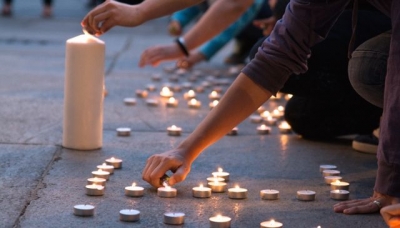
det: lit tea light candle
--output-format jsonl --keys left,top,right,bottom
{"left": 260, "top": 219, "right": 283, "bottom": 228}
{"left": 184, "top": 90, "right": 196, "bottom": 99}
{"left": 260, "top": 111, "right": 271, "bottom": 119}
{"left": 119, "top": 209, "right": 140, "bottom": 222}
{"left": 164, "top": 212, "right": 185, "bottom": 225}
{"left": 73, "top": 204, "right": 95, "bottom": 217}
{"left": 209, "top": 91, "right": 221, "bottom": 100}
{"left": 188, "top": 98, "right": 201, "bottom": 109}
{"left": 277, "top": 105, "right": 285, "bottom": 113}
{"left": 160, "top": 86, "right": 174, "bottom": 98}
{"left": 146, "top": 98, "right": 159, "bottom": 106}
{"left": 105, "top": 157, "right": 122, "bottom": 169}
{"left": 96, "top": 163, "right": 114, "bottom": 174}
{"left": 166, "top": 97, "right": 178, "bottom": 107}
{"left": 123, "top": 97, "right": 136, "bottom": 106}
{"left": 208, "top": 177, "right": 227, "bottom": 193}
{"left": 87, "top": 177, "right": 106, "bottom": 186}
{"left": 116, "top": 127, "right": 131, "bottom": 137}
{"left": 284, "top": 94, "right": 293, "bottom": 100}
{"left": 146, "top": 84, "right": 156, "bottom": 92}
{"left": 250, "top": 114, "right": 263, "bottom": 123}
{"left": 209, "top": 214, "right": 231, "bottom": 228}
{"left": 157, "top": 183, "right": 177, "bottom": 198}
{"left": 320, "top": 164, "right": 337, "bottom": 172}
{"left": 260, "top": 189, "right": 280, "bottom": 200}
{"left": 209, "top": 100, "right": 219, "bottom": 109}
{"left": 135, "top": 89, "right": 148, "bottom": 98}
{"left": 227, "top": 127, "right": 238, "bottom": 136}
{"left": 330, "top": 180, "right": 349, "bottom": 191}
{"left": 228, "top": 185, "right": 248, "bottom": 199}
{"left": 125, "top": 182, "right": 144, "bottom": 197}
{"left": 264, "top": 116, "right": 277, "bottom": 126}
{"left": 192, "top": 184, "right": 212, "bottom": 198}
{"left": 195, "top": 86, "right": 205, "bottom": 93}
{"left": 271, "top": 109, "right": 284, "bottom": 119}
{"left": 324, "top": 176, "right": 342, "bottom": 185}
{"left": 257, "top": 124, "right": 271, "bottom": 135}
{"left": 330, "top": 189, "right": 350, "bottom": 200}
{"left": 92, "top": 169, "right": 110, "bottom": 180}
{"left": 257, "top": 106, "right": 266, "bottom": 114}
{"left": 167, "top": 125, "right": 182, "bottom": 136}
{"left": 278, "top": 121, "right": 292, "bottom": 134}
{"left": 322, "top": 170, "right": 340, "bottom": 177}
{"left": 297, "top": 190, "right": 316, "bottom": 201}
{"left": 206, "top": 174, "right": 225, "bottom": 183}
{"left": 85, "top": 183, "right": 105, "bottom": 196}
{"left": 212, "top": 168, "right": 230, "bottom": 182}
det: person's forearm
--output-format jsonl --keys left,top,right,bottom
{"left": 176, "top": 73, "right": 272, "bottom": 163}
{"left": 182, "top": 0, "right": 254, "bottom": 50}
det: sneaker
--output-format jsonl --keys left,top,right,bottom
{"left": 352, "top": 134, "right": 379, "bottom": 154}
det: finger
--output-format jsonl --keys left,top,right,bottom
{"left": 149, "top": 161, "right": 175, "bottom": 187}
{"left": 343, "top": 202, "right": 381, "bottom": 214}
{"left": 334, "top": 199, "right": 371, "bottom": 212}
{"left": 99, "top": 17, "right": 116, "bottom": 34}
{"left": 92, "top": 11, "right": 110, "bottom": 32}
{"left": 169, "top": 165, "right": 190, "bottom": 186}
{"left": 86, "top": 5, "right": 108, "bottom": 33}
{"left": 142, "top": 156, "right": 161, "bottom": 184}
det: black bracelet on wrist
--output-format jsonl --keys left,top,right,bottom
{"left": 175, "top": 37, "right": 189, "bottom": 57}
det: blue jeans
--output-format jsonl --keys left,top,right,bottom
{"left": 349, "top": 31, "right": 391, "bottom": 109}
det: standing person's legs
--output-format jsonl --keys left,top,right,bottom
{"left": 2, "top": 0, "right": 12, "bottom": 16}
{"left": 42, "top": 0, "right": 52, "bottom": 17}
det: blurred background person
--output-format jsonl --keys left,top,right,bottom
{"left": 2, "top": 0, "right": 53, "bottom": 17}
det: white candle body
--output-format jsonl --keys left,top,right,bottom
{"left": 119, "top": 209, "right": 140, "bottom": 222}
{"left": 63, "top": 34, "right": 105, "bottom": 150}
{"left": 260, "top": 189, "right": 279, "bottom": 200}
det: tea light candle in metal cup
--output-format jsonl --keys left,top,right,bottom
{"left": 227, "top": 127, "right": 238, "bottom": 136}
{"left": 324, "top": 176, "right": 342, "bottom": 185}
{"left": 164, "top": 212, "right": 185, "bottom": 225}
{"left": 297, "top": 190, "right": 316, "bottom": 201}
{"left": 92, "top": 169, "right": 110, "bottom": 180}
{"left": 209, "top": 100, "right": 219, "bottom": 109}
{"left": 120, "top": 209, "right": 140, "bottom": 222}
{"left": 264, "top": 116, "right": 278, "bottom": 126}
{"left": 207, "top": 176, "right": 225, "bottom": 183}
{"left": 257, "top": 106, "right": 266, "bottom": 114}
{"left": 157, "top": 184, "right": 177, "bottom": 198}
{"left": 167, "top": 125, "right": 182, "bottom": 136}
{"left": 209, "top": 91, "right": 221, "bottom": 100}
{"left": 87, "top": 177, "right": 106, "bottom": 186}
{"left": 330, "top": 189, "right": 350, "bottom": 200}
{"left": 85, "top": 183, "right": 105, "bottom": 196}
{"left": 228, "top": 185, "right": 248, "bottom": 199}
{"left": 146, "top": 98, "right": 159, "bottom": 107}
{"left": 73, "top": 204, "right": 95, "bottom": 217}
{"left": 160, "top": 86, "right": 174, "bottom": 98}
{"left": 278, "top": 121, "right": 292, "bottom": 134}
{"left": 96, "top": 163, "right": 114, "bottom": 174}
{"left": 188, "top": 98, "right": 201, "bottom": 109}
{"left": 123, "top": 97, "right": 136, "bottom": 106}
{"left": 257, "top": 124, "right": 271, "bottom": 135}
{"left": 260, "top": 219, "right": 283, "bottom": 228}
{"left": 285, "top": 94, "right": 293, "bottom": 100}
{"left": 135, "top": 89, "right": 148, "bottom": 98}
{"left": 125, "top": 182, "right": 144, "bottom": 197}
{"left": 116, "top": 127, "right": 131, "bottom": 137}
{"left": 260, "top": 189, "right": 279, "bottom": 200}
{"left": 250, "top": 115, "right": 263, "bottom": 123}
{"left": 105, "top": 157, "right": 122, "bottom": 169}
{"left": 271, "top": 109, "right": 284, "bottom": 119}
{"left": 166, "top": 97, "right": 178, "bottom": 107}
{"left": 184, "top": 90, "right": 196, "bottom": 100}
{"left": 208, "top": 180, "right": 227, "bottom": 193}
{"left": 146, "top": 84, "right": 156, "bottom": 92}
{"left": 192, "top": 184, "right": 211, "bottom": 198}
{"left": 212, "top": 168, "right": 230, "bottom": 182}
{"left": 323, "top": 169, "right": 340, "bottom": 177}
{"left": 330, "top": 180, "right": 350, "bottom": 190}
{"left": 320, "top": 164, "right": 337, "bottom": 172}
{"left": 209, "top": 214, "right": 231, "bottom": 228}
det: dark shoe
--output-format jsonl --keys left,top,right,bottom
{"left": 352, "top": 134, "right": 379, "bottom": 154}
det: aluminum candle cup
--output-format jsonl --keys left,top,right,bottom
{"left": 260, "top": 219, "right": 283, "bottom": 228}
{"left": 116, "top": 127, "right": 131, "bottom": 137}
{"left": 320, "top": 164, "right": 337, "bottom": 172}
{"left": 92, "top": 169, "right": 110, "bottom": 180}
{"left": 157, "top": 186, "right": 177, "bottom": 198}
{"left": 207, "top": 176, "right": 225, "bottom": 183}
{"left": 96, "top": 163, "right": 114, "bottom": 174}
{"left": 228, "top": 186, "right": 248, "bottom": 199}
{"left": 257, "top": 124, "right": 271, "bottom": 135}
{"left": 209, "top": 215, "right": 231, "bottom": 228}
{"left": 119, "top": 209, "right": 140, "bottom": 222}
{"left": 167, "top": 125, "right": 182, "bottom": 136}
{"left": 135, "top": 89, "right": 148, "bottom": 98}
{"left": 123, "top": 97, "right": 136, "bottom": 106}
{"left": 125, "top": 183, "right": 144, "bottom": 197}
{"left": 208, "top": 181, "right": 227, "bottom": 193}
{"left": 278, "top": 121, "right": 292, "bottom": 134}
{"left": 105, "top": 157, "right": 122, "bottom": 169}
{"left": 264, "top": 116, "right": 277, "bottom": 126}
{"left": 208, "top": 91, "right": 221, "bottom": 100}
{"left": 330, "top": 189, "right": 350, "bottom": 200}
{"left": 260, "top": 189, "right": 279, "bottom": 200}
{"left": 87, "top": 177, "right": 106, "bottom": 186}
{"left": 73, "top": 204, "right": 95, "bottom": 217}
{"left": 330, "top": 180, "right": 350, "bottom": 190}
{"left": 164, "top": 212, "right": 185, "bottom": 225}
{"left": 324, "top": 176, "right": 343, "bottom": 185}
{"left": 297, "top": 190, "right": 316, "bottom": 201}
{"left": 85, "top": 184, "right": 104, "bottom": 196}
{"left": 192, "top": 184, "right": 212, "bottom": 198}
{"left": 212, "top": 168, "right": 230, "bottom": 182}
{"left": 322, "top": 170, "right": 340, "bottom": 177}
{"left": 227, "top": 127, "right": 238, "bottom": 136}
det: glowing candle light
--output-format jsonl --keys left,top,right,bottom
{"left": 209, "top": 214, "right": 231, "bottom": 228}
{"left": 160, "top": 86, "right": 174, "bottom": 98}
{"left": 330, "top": 180, "right": 350, "bottom": 190}
{"left": 257, "top": 124, "right": 271, "bottom": 135}
{"left": 92, "top": 168, "right": 110, "bottom": 180}
{"left": 278, "top": 121, "right": 292, "bottom": 134}
{"left": 209, "top": 91, "right": 221, "bottom": 100}
{"left": 96, "top": 162, "right": 114, "bottom": 174}
{"left": 167, "top": 125, "right": 182, "bottom": 136}
{"left": 260, "top": 219, "right": 283, "bottom": 228}
{"left": 184, "top": 90, "right": 196, "bottom": 99}
{"left": 228, "top": 185, "right": 248, "bottom": 199}
{"left": 192, "top": 184, "right": 212, "bottom": 198}
{"left": 188, "top": 98, "right": 201, "bottom": 109}
{"left": 166, "top": 97, "right": 178, "bottom": 107}
{"left": 105, "top": 156, "right": 122, "bottom": 169}
{"left": 157, "top": 182, "right": 177, "bottom": 198}
{"left": 212, "top": 168, "right": 230, "bottom": 181}
{"left": 85, "top": 183, "right": 105, "bottom": 196}
{"left": 209, "top": 100, "right": 219, "bottom": 109}
{"left": 87, "top": 177, "right": 106, "bottom": 186}
{"left": 125, "top": 182, "right": 144, "bottom": 197}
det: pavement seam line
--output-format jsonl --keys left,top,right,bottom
{"left": 12, "top": 146, "right": 63, "bottom": 228}
{"left": 105, "top": 36, "right": 133, "bottom": 76}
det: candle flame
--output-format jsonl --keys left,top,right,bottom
{"left": 218, "top": 168, "right": 223, "bottom": 172}
{"left": 171, "top": 125, "right": 177, "bottom": 129}
{"left": 98, "top": 169, "right": 103, "bottom": 172}
{"left": 260, "top": 124, "right": 267, "bottom": 129}
{"left": 273, "top": 109, "right": 280, "bottom": 115}
{"left": 261, "top": 111, "right": 271, "bottom": 118}
{"left": 270, "top": 219, "right": 275, "bottom": 224}
{"left": 188, "top": 90, "right": 195, "bottom": 96}
{"left": 235, "top": 185, "right": 240, "bottom": 189}
{"left": 334, "top": 180, "right": 341, "bottom": 184}
{"left": 132, "top": 182, "right": 136, "bottom": 187}
{"left": 102, "top": 163, "right": 106, "bottom": 166}
{"left": 190, "top": 98, "right": 197, "bottom": 105}
{"left": 199, "top": 184, "right": 203, "bottom": 188}
{"left": 169, "top": 97, "right": 175, "bottom": 102}
{"left": 110, "top": 157, "right": 115, "bottom": 161}
{"left": 278, "top": 105, "right": 284, "bottom": 112}
{"left": 212, "top": 100, "right": 219, "bottom": 106}
{"left": 162, "top": 87, "right": 170, "bottom": 92}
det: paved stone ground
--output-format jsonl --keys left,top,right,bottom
{"left": 0, "top": 1, "right": 386, "bottom": 228}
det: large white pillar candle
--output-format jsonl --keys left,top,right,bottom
{"left": 63, "top": 32, "right": 105, "bottom": 150}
